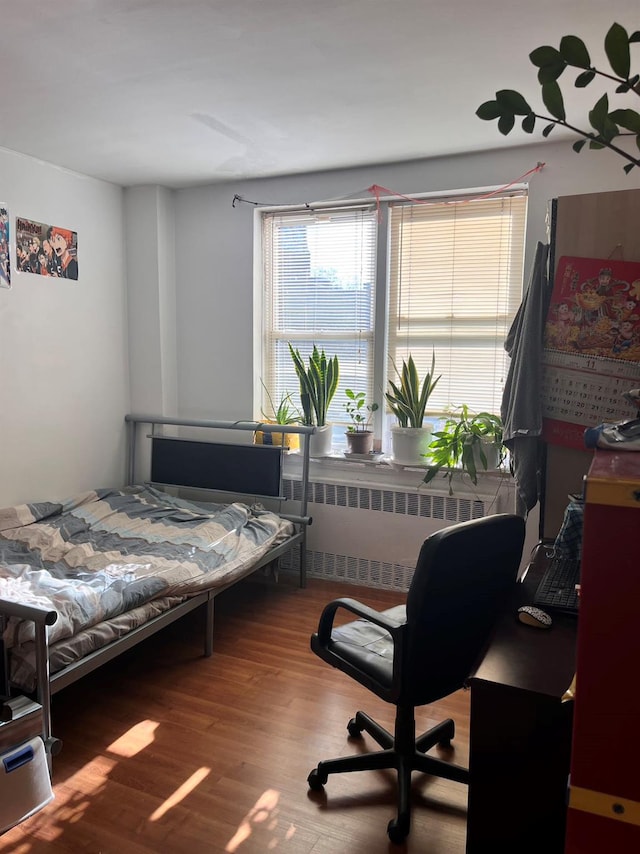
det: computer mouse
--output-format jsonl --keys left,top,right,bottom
{"left": 517, "top": 605, "right": 553, "bottom": 629}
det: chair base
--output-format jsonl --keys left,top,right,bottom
{"left": 308, "top": 707, "right": 469, "bottom": 843}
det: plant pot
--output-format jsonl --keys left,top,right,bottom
{"left": 391, "top": 425, "right": 433, "bottom": 466}
{"left": 254, "top": 424, "right": 299, "bottom": 450}
{"left": 345, "top": 430, "right": 374, "bottom": 455}
{"left": 473, "top": 438, "right": 501, "bottom": 471}
{"left": 309, "top": 424, "right": 333, "bottom": 457}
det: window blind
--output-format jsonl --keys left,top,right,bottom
{"left": 388, "top": 192, "right": 527, "bottom": 415}
{"left": 262, "top": 206, "right": 377, "bottom": 423}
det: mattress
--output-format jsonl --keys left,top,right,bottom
{"left": 0, "top": 485, "right": 293, "bottom": 688}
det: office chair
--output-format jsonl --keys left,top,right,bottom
{"left": 307, "top": 513, "right": 526, "bottom": 843}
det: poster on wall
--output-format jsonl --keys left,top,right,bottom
{"left": 0, "top": 205, "right": 10, "bottom": 288}
{"left": 541, "top": 255, "right": 640, "bottom": 449}
{"left": 15, "top": 216, "right": 78, "bottom": 280}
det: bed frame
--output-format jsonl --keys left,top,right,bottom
{"left": 0, "top": 414, "right": 315, "bottom": 764}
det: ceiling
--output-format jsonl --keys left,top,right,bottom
{"left": 2, "top": 1, "right": 637, "bottom": 188}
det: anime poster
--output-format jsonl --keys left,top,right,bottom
{"left": 541, "top": 256, "right": 640, "bottom": 449}
{"left": 15, "top": 216, "right": 78, "bottom": 280}
{"left": 0, "top": 205, "right": 9, "bottom": 288}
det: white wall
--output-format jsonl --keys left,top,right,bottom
{"left": 172, "top": 139, "right": 640, "bottom": 420}
{"left": 0, "top": 149, "right": 129, "bottom": 506}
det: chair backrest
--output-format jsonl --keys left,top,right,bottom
{"left": 402, "top": 513, "right": 525, "bottom": 706}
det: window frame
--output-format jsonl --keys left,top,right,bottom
{"left": 255, "top": 185, "right": 527, "bottom": 448}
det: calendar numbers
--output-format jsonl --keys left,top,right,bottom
{"left": 542, "top": 356, "right": 640, "bottom": 427}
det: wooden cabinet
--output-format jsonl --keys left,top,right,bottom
{"left": 565, "top": 450, "right": 640, "bottom": 851}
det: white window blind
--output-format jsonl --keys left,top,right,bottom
{"left": 388, "top": 192, "right": 527, "bottom": 416}
{"left": 262, "top": 206, "right": 377, "bottom": 423}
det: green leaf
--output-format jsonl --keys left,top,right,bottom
{"left": 522, "top": 113, "right": 536, "bottom": 133}
{"left": 476, "top": 100, "right": 502, "bottom": 121}
{"left": 542, "top": 123, "right": 556, "bottom": 137}
{"left": 575, "top": 70, "right": 596, "bottom": 88}
{"left": 498, "top": 112, "right": 515, "bottom": 135}
{"left": 573, "top": 139, "right": 587, "bottom": 153}
{"left": 589, "top": 140, "right": 606, "bottom": 150}
{"left": 496, "top": 89, "right": 531, "bottom": 115}
{"left": 560, "top": 35, "right": 591, "bottom": 68}
{"left": 610, "top": 109, "right": 640, "bottom": 133}
{"left": 605, "top": 22, "right": 630, "bottom": 79}
{"left": 589, "top": 93, "right": 609, "bottom": 134}
{"left": 637, "top": 134, "right": 640, "bottom": 151}
{"left": 530, "top": 45, "right": 562, "bottom": 67}
{"left": 630, "top": 32, "right": 640, "bottom": 44}
{"left": 601, "top": 118, "right": 620, "bottom": 144}
{"left": 542, "top": 80, "right": 566, "bottom": 120}
{"left": 624, "top": 163, "right": 636, "bottom": 174}
{"left": 538, "top": 61, "right": 566, "bottom": 84}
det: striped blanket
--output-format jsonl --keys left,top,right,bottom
{"left": 0, "top": 485, "right": 293, "bottom": 650}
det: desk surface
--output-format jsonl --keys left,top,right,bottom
{"left": 471, "top": 547, "right": 577, "bottom": 699}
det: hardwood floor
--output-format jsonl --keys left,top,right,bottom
{"left": 1, "top": 578, "right": 470, "bottom": 853}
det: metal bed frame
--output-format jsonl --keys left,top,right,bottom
{"left": 0, "top": 414, "right": 315, "bottom": 765}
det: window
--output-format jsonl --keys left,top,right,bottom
{"left": 261, "top": 206, "right": 378, "bottom": 426}
{"left": 259, "top": 189, "right": 527, "bottom": 444}
{"left": 388, "top": 193, "right": 528, "bottom": 415}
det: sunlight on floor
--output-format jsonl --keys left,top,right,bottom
{"left": 106, "top": 719, "right": 159, "bottom": 758}
{"left": 149, "top": 767, "right": 211, "bottom": 822}
{"left": 226, "top": 788, "right": 294, "bottom": 853}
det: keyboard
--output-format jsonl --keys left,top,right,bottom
{"left": 533, "top": 556, "right": 580, "bottom": 615}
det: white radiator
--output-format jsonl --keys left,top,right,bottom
{"left": 282, "top": 474, "right": 514, "bottom": 591}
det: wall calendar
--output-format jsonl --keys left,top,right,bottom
{"left": 542, "top": 256, "right": 640, "bottom": 450}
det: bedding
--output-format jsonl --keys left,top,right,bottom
{"left": 0, "top": 485, "right": 293, "bottom": 689}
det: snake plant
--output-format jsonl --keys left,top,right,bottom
{"left": 385, "top": 353, "right": 440, "bottom": 428}
{"left": 288, "top": 343, "right": 339, "bottom": 427}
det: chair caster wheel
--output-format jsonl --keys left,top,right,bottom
{"left": 437, "top": 719, "right": 455, "bottom": 747}
{"left": 387, "top": 817, "right": 409, "bottom": 844}
{"left": 347, "top": 717, "right": 363, "bottom": 738}
{"left": 307, "top": 768, "right": 327, "bottom": 791}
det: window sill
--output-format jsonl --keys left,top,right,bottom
{"left": 284, "top": 449, "right": 512, "bottom": 496}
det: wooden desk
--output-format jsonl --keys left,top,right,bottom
{"left": 466, "top": 553, "right": 577, "bottom": 853}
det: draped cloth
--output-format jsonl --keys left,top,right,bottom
{"left": 501, "top": 242, "right": 551, "bottom": 516}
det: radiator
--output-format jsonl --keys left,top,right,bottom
{"left": 282, "top": 475, "right": 514, "bottom": 592}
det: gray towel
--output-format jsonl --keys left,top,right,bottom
{"left": 501, "top": 242, "right": 551, "bottom": 515}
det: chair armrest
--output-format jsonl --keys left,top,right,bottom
{"left": 316, "top": 597, "right": 403, "bottom": 645}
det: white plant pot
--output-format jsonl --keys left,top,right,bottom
{"left": 391, "top": 424, "right": 433, "bottom": 466}
{"left": 473, "top": 439, "right": 501, "bottom": 471}
{"left": 309, "top": 424, "right": 333, "bottom": 457}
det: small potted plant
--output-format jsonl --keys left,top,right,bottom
{"left": 423, "top": 405, "right": 504, "bottom": 494}
{"left": 343, "top": 389, "right": 379, "bottom": 455}
{"left": 288, "top": 343, "right": 339, "bottom": 457}
{"left": 254, "top": 381, "right": 301, "bottom": 450}
{"left": 385, "top": 352, "right": 441, "bottom": 465}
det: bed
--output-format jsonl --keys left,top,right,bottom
{"left": 0, "top": 414, "right": 314, "bottom": 761}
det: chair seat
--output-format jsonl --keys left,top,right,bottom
{"left": 332, "top": 604, "right": 405, "bottom": 655}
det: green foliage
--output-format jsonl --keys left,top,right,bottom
{"left": 260, "top": 380, "right": 300, "bottom": 425}
{"left": 385, "top": 353, "right": 440, "bottom": 428}
{"left": 476, "top": 22, "right": 640, "bottom": 173}
{"left": 423, "top": 406, "right": 504, "bottom": 495}
{"left": 344, "top": 389, "right": 379, "bottom": 433}
{"left": 288, "top": 343, "right": 339, "bottom": 427}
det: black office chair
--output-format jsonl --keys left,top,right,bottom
{"left": 307, "top": 513, "right": 526, "bottom": 843}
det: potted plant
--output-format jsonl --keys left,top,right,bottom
{"left": 288, "top": 343, "right": 339, "bottom": 457}
{"left": 254, "top": 382, "right": 301, "bottom": 450}
{"left": 343, "top": 389, "right": 379, "bottom": 455}
{"left": 385, "top": 353, "right": 441, "bottom": 465}
{"left": 423, "top": 405, "right": 504, "bottom": 494}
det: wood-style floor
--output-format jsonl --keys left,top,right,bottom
{"left": 1, "top": 578, "right": 470, "bottom": 853}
